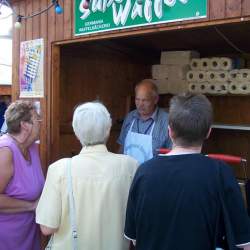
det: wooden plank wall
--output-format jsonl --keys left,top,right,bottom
{"left": 58, "top": 46, "right": 150, "bottom": 159}
{"left": 11, "top": 0, "right": 250, "bottom": 168}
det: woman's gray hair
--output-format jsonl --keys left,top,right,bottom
{"left": 72, "top": 101, "right": 112, "bottom": 146}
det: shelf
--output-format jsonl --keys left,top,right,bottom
{"left": 212, "top": 124, "right": 250, "bottom": 131}
{"left": 0, "top": 85, "right": 11, "bottom": 95}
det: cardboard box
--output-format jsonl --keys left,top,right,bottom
{"left": 160, "top": 50, "right": 200, "bottom": 65}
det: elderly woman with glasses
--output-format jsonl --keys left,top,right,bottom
{"left": 36, "top": 101, "right": 138, "bottom": 250}
{"left": 0, "top": 100, "right": 45, "bottom": 250}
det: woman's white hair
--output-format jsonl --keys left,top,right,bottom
{"left": 72, "top": 101, "right": 112, "bottom": 146}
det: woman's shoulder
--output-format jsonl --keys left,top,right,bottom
{"left": 47, "top": 158, "right": 70, "bottom": 178}
{"left": 107, "top": 152, "right": 139, "bottom": 171}
{"left": 0, "top": 134, "right": 15, "bottom": 148}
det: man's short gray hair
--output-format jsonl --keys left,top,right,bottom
{"left": 72, "top": 101, "right": 112, "bottom": 146}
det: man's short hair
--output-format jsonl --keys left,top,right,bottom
{"left": 169, "top": 93, "right": 213, "bottom": 147}
{"left": 135, "top": 79, "right": 158, "bottom": 97}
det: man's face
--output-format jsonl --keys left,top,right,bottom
{"left": 135, "top": 86, "right": 158, "bottom": 118}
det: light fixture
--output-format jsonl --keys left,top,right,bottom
{"left": 54, "top": 0, "right": 63, "bottom": 14}
{"left": 14, "top": 15, "right": 22, "bottom": 29}
{"left": 55, "top": 2, "right": 63, "bottom": 15}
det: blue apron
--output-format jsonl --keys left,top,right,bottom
{"left": 124, "top": 119, "right": 155, "bottom": 164}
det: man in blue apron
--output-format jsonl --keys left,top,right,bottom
{"left": 117, "top": 79, "right": 172, "bottom": 164}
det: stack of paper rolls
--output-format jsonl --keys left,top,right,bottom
{"left": 207, "top": 71, "right": 229, "bottom": 82}
{"left": 188, "top": 82, "right": 210, "bottom": 94}
{"left": 209, "top": 58, "right": 221, "bottom": 71}
{"left": 152, "top": 50, "right": 199, "bottom": 94}
{"left": 187, "top": 57, "right": 249, "bottom": 95}
{"left": 207, "top": 83, "right": 229, "bottom": 95}
{"left": 229, "top": 82, "right": 250, "bottom": 94}
{"left": 200, "top": 58, "right": 210, "bottom": 71}
{"left": 190, "top": 59, "right": 201, "bottom": 70}
{"left": 219, "top": 57, "right": 234, "bottom": 71}
{"left": 228, "top": 70, "right": 239, "bottom": 82}
{"left": 237, "top": 69, "right": 250, "bottom": 82}
{"left": 187, "top": 71, "right": 207, "bottom": 82}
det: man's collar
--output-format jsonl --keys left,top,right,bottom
{"left": 133, "top": 107, "right": 158, "bottom": 121}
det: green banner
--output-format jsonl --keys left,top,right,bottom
{"left": 74, "top": 0, "right": 207, "bottom": 36}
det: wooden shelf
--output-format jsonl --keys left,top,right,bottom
{"left": 212, "top": 124, "right": 250, "bottom": 131}
{"left": 0, "top": 85, "right": 11, "bottom": 95}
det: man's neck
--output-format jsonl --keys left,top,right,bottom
{"left": 168, "top": 144, "right": 202, "bottom": 156}
{"left": 139, "top": 107, "right": 157, "bottom": 121}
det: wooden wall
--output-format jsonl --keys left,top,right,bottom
{"left": 59, "top": 45, "right": 150, "bottom": 159}
{"left": 11, "top": 0, "right": 250, "bottom": 168}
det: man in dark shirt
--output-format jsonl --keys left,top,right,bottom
{"left": 124, "top": 93, "right": 250, "bottom": 250}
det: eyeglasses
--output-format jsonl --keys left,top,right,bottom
{"left": 34, "top": 119, "right": 42, "bottom": 122}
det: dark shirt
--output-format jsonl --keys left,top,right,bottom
{"left": 124, "top": 154, "right": 250, "bottom": 250}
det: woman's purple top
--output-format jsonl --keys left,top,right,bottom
{"left": 0, "top": 134, "right": 45, "bottom": 250}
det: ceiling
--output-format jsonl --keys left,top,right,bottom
{"left": 113, "top": 21, "right": 250, "bottom": 56}
{"left": 62, "top": 21, "right": 250, "bottom": 64}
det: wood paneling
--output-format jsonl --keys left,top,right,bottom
{"left": 11, "top": 0, "right": 250, "bottom": 168}
{"left": 63, "top": 0, "right": 72, "bottom": 39}
{"left": 25, "top": 0, "right": 33, "bottom": 40}
{"left": 226, "top": 0, "right": 242, "bottom": 18}
{"left": 12, "top": 3, "right": 20, "bottom": 100}
{"left": 242, "top": 0, "right": 250, "bottom": 16}
{"left": 50, "top": 45, "right": 60, "bottom": 163}
{"left": 55, "top": 0, "right": 64, "bottom": 41}
{"left": 32, "top": 0, "right": 40, "bottom": 39}
{"left": 0, "top": 86, "right": 11, "bottom": 95}
{"left": 59, "top": 45, "right": 150, "bottom": 157}
{"left": 209, "top": 0, "right": 225, "bottom": 20}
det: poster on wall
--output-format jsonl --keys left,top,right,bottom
{"left": 19, "top": 38, "right": 44, "bottom": 98}
{"left": 74, "top": 0, "right": 207, "bottom": 36}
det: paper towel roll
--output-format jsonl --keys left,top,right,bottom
{"left": 207, "top": 71, "right": 217, "bottom": 83}
{"left": 228, "top": 70, "right": 239, "bottom": 82}
{"left": 229, "top": 83, "right": 240, "bottom": 94}
{"left": 229, "top": 82, "right": 250, "bottom": 95}
{"left": 217, "top": 83, "right": 228, "bottom": 94}
{"left": 190, "top": 59, "right": 201, "bottom": 70}
{"left": 196, "top": 71, "right": 207, "bottom": 83}
{"left": 186, "top": 71, "right": 198, "bottom": 82}
{"left": 216, "top": 71, "right": 229, "bottom": 82}
{"left": 238, "top": 69, "right": 250, "bottom": 82}
{"left": 238, "top": 83, "right": 250, "bottom": 94}
{"left": 200, "top": 58, "right": 210, "bottom": 71}
{"left": 199, "top": 82, "right": 210, "bottom": 94}
{"left": 209, "top": 58, "right": 220, "bottom": 71}
{"left": 188, "top": 83, "right": 200, "bottom": 93}
{"left": 208, "top": 83, "right": 228, "bottom": 95}
{"left": 219, "top": 57, "right": 233, "bottom": 71}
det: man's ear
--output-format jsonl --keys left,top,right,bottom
{"left": 155, "top": 95, "right": 159, "bottom": 104}
{"left": 206, "top": 127, "right": 212, "bottom": 139}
